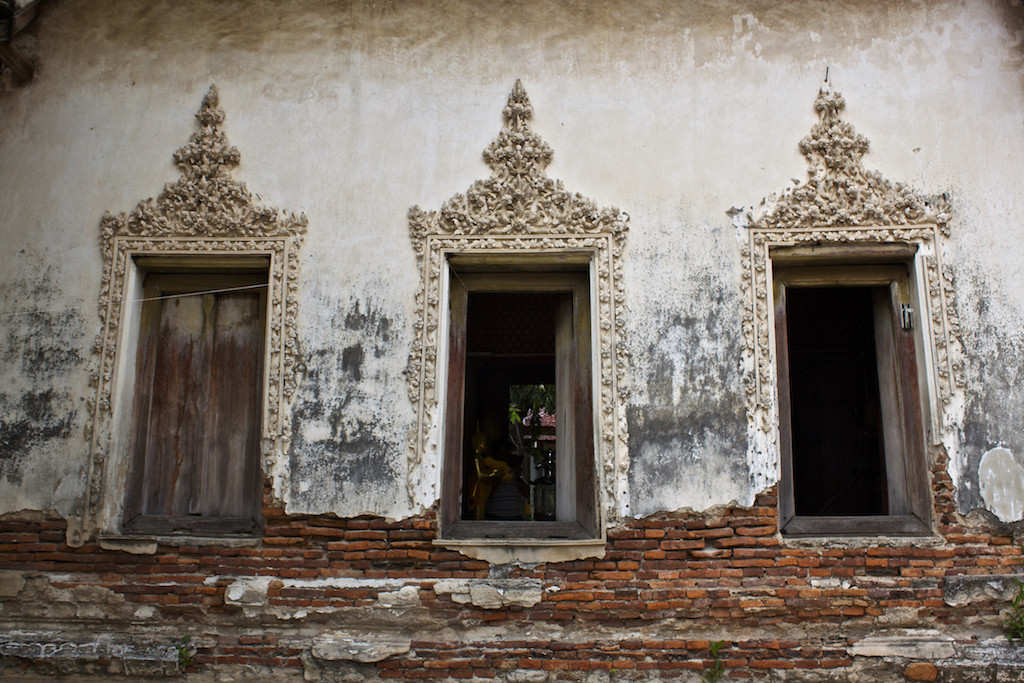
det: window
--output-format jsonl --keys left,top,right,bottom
{"left": 773, "top": 247, "right": 930, "bottom": 535}
{"left": 122, "top": 258, "right": 268, "bottom": 534}
{"left": 80, "top": 86, "right": 306, "bottom": 548}
{"left": 440, "top": 259, "right": 598, "bottom": 540}
{"left": 405, "top": 81, "right": 628, "bottom": 559}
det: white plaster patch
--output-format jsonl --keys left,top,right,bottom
{"left": 978, "top": 447, "right": 1024, "bottom": 522}
{"left": 224, "top": 576, "right": 272, "bottom": 615}
{"left": 299, "top": 421, "right": 333, "bottom": 446}
{"left": 133, "top": 605, "right": 157, "bottom": 619}
{"left": 733, "top": 13, "right": 758, "bottom": 33}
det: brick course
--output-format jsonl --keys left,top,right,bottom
{"left": 0, "top": 484, "right": 1022, "bottom": 680}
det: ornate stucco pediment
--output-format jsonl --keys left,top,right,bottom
{"left": 407, "top": 81, "right": 629, "bottom": 521}
{"left": 409, "top": 79, "right": 628, "bottom": 240}
{"left": 100, "top": 86, "right": 307, "bottom": 241}
{"left": 740, "top": 87, "right": 965, "bottom": 492}
{"left": 78, "top": 87, "right": 306, "bottom": 546}
{"left": 750, "top": 89, "right": 951, "bottom": 232}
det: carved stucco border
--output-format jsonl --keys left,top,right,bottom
{"left": 739, "top": 89, "right": 965, "bottom": 492}
{"left": 73, "top": 87, "right": 307, "bottom": 546}
{"left": 406, "top": 82, "right": 630, "bottom": 523}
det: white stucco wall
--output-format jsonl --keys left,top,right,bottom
{"left": 1, "top": 0, "right": 1023, "bottom": 523}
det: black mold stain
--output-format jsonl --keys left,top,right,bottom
{"left": 0, "top": 390, "right": 77, "bottom": 486}
{"left": 289, "top": 351, "right": 399, "bottom": 497}
{"left": 345, "top": 302, "right": 394, "bottom": 359}
{"left": 341, "top": 345, "right": 364, "bottom": 381}
{"left": 288, "top": 301, "right": 402, "bottom": 502}
{"left": 2, "top": 283, "right": 83, "bottom": 382}
{"left": 0, "top": 271, "right": 85, "bottom": 485}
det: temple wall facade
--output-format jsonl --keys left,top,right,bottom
{"left": 2, "top": 1, "right": 1024, "bottom": 680}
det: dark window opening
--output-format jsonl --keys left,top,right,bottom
{"left": 124, "top": 269, "right": 266, "bottom": 535}
{"left": 462, "top": 292, "right": 562, "bottom": 522}
{"left": 773, "top": 258, "right": 931, "bottom": 537}
{"left": 787, "top": 286, "right": 888, "bottom": 516}
{"left": 442, "top": 268, "right": 597, "bottom": 540}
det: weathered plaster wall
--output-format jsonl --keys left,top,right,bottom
{"left": 625, "top": 223, "right": 749, "bottom": 517}
{"left": 288, "top": 287, "right": 411, "bottom": 518}
{"left": 0, "top": 263, "right": 87, "bottom": 512}
{"left": 1, "top": 0, "right": 1023, "bottom": 521}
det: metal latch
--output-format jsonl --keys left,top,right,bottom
{"left": 900, "top": 303, "right": 913, "bottom": 330}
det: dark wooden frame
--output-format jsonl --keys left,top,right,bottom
{"left": 441, "top": 266, "right": 598, "bottom": 540}
{"left": 773, "top": 256, "right": 931, "bottom": 537}
{"left": 123, "top": 262, "right": 268, "bottom": 536}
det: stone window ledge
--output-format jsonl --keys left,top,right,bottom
{"left": 780, "top": 533, "right": 942, "bottom": 550}
{"left": 435, "top": 537, "right": 606, "bottom": 564}
{"left": 98, "top": 533, "right": 261, "bottom": 555}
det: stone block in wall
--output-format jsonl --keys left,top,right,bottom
{"left": 0, "top": 631, "right": 178, "bottom": 677}
{"left": 432, "top": 578, "right": 542, "bottom": 609}
{"left": 848, "top": 629, "right": 955, "bottom": 660}
{"left": 950, "top": 638, "right": 1024, "bottom": 670}
{"left": 223, "top": 576, "right": 273, "bottom": 617}
{"left": 0, "top": 571, "right": 26, "bottom": 598}
{"left": 310, "top": 631, "right": 411, "bottom": 662}
{"left": 944, "top": 573, "right": 1024, "bottom": 607}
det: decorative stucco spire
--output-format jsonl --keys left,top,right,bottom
{"left": 801, "top": 89, "right": 870, "bottom": 174}
{"left": 482, "top": 78, "right": 554, "bottom": 179}
{"left": 172, "top": 85, "right": 242, "bottom": 181}
{"left": 751, "top": 88, "right": 949, "bottom": 231}
{"left": 101, "top": 85, "right": 306, "bottom": 240}
{"left": 409, "top": 80, "right": 626, "bottom": 237}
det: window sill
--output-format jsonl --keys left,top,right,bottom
{"left": 124, "top": 515, "right": 261, "bottom": 536}
{"left": 99, "top": 532, "right": 262, "bottom": 555}
{"left": 782, "top": 514, "right": 933, "bottom": 539}
{"left": 435, "top": 530, "right": 607, "bottom": 564}
{"left": 444, "top": 520, "right": 594, "bottom": 541}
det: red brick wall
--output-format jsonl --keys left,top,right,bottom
{"left": 0, "top": 480, "right": 1021, "bottom": 680}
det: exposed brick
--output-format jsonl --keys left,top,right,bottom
{"left": 0, "top": 480, "right": 1012, "bottom": 678}
{"left": 904, "top": 662, "right": 939, "bottom": 681}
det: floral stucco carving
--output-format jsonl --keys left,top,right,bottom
{"left": 752, "top": 90, "right": 952, "bottom": 231}
{"left": 739, "top": 88, "right": 965, "bottom": 492}
{"left": 75, "top": 86, "right": 306, "bottom": 546}
{"left": 407, "top": 80, "right": 630, "bottom": 519}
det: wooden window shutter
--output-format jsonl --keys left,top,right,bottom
{"left": 124, "top": 273, "right": 265, "bottom": 534}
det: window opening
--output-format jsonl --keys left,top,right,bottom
{"left": 406, "top": 81, "right": 629, "bottom": 556}
{"left": 462, "top": 292, "right": 560, "bottom": 522}
{"left": 787, "top": 286, "right": 888, "bottom": 516}
{"left": 80, "top": 86, "right": 306, "bottom": 548}
{"left": 741, "top": 88, "right": 963, "bottom": 541}
{"left": 443, "top": 268, "right": 596, "bottom": 540}
{"left": 774, "top": 262, "right": 930, "bottom": 536}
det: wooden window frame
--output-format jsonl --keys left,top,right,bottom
{"left": 122, "top": 258, "right": 269, "bottom": 536}
{"left": 441, "top": 264, "right": 598, "bottom": 541}
{"left": 773, "top": 253, "right": 931, "bottom": 536}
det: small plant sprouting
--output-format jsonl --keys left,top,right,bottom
{"left": 1005, "top": 579, "right": 1024, "bottom": 641}
{"left": 176, "top": 634, "right": 196, "bottom": 670}
{"left": 701, "top": 640, "right": 726, "bottom": 682}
